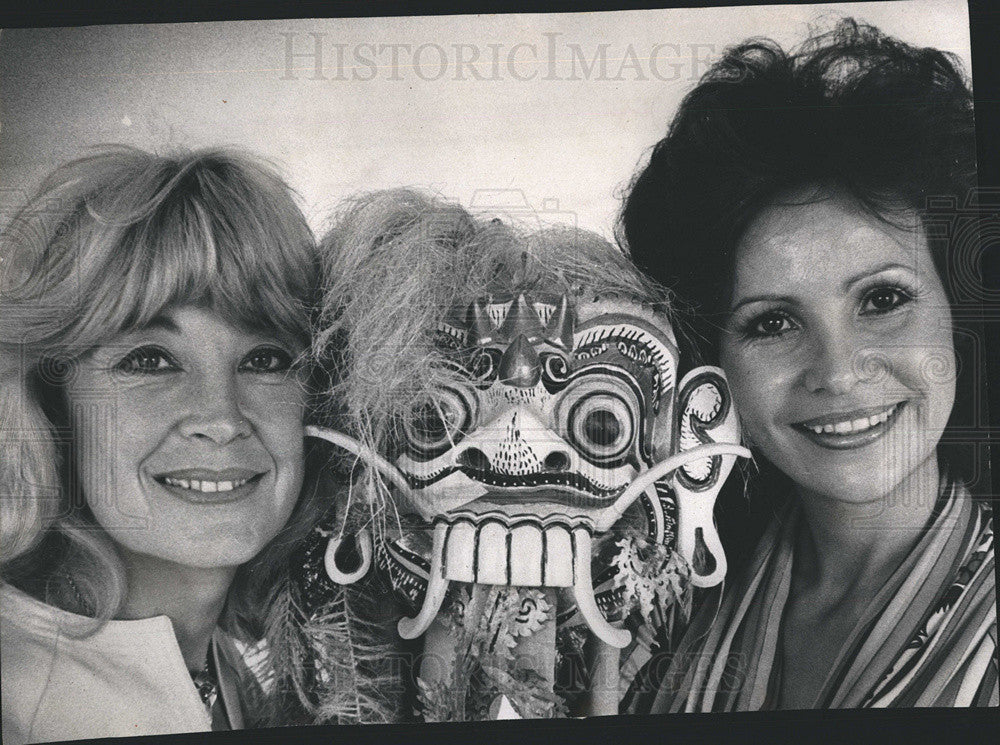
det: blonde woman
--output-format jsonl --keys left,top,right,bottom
{"left": 1, "top": 147, "right": 323, "bottom": 741}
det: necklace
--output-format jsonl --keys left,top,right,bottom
{"left": 190, "top": 651, "right": 219, "bottom": 710}
{"left": 59, "top": 568, "right": 93, "bottom": 616}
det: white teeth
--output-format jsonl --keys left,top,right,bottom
{"left": 445, "top": 522, "right": 476, "bottom": 583}
{"left": 439, "top": 521, "right": 575, "bottom": 588}
{"left": 543, "top": 527, "right": 573, "bottom": 586}
{"left": 509, "top": 525, "right": 543, "bottom": 586}
{"left": 162, "top": 476, "right": 250, "bottom": 492}
{"left": 475, "top": 523, "right": 509, "bottom": 585}
{"left": 805, "top": 404, "right": 898, "bottom": 436}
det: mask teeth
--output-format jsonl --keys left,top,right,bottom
{"left": 570, "top": 528, "right": 631, "bottom": 648}
{"left": 473, "top": 522, "right": 509, "bottom": 584}
{"left": 440, "top": 521, "right": 576, "bottom": 588}
{"left": 541, "top": 525, "right": 573, "bottom": 587}
{"left": 398, "top": 523, "right": 451, "bottom": 639}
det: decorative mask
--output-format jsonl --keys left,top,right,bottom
{"left": 308, "top": 290, "right": 747, "bottom": 649}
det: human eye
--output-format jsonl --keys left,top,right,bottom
{"left": 740, "top": 309, "right": 798, "bottom": 340}
{"left": 114, "top": 345, "right": 179, "bottom": 375}
{"left": 860, "top": 284, "right": 914, "bottom": 316}
{"left": 239, "top": 345, "right": 295, "bottom": 374}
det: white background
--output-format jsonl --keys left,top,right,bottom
{"left": 0, "top": 0, "right": 973, "bottom": 238}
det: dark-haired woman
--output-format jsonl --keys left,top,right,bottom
{"left": 621, "top": 20, "right": 995, "bottom": 710}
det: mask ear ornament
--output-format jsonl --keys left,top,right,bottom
{"left": 305, "top": 424, "right": 419, "bottom": 588}
{"left": 324, "top": 529, "right": 373, "bottom": 585}
{"left": 672, "top": 366, "right": 740, "bottom": 587}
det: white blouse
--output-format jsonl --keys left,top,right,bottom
{"left": 1, "top": 583, "right": 247, "bottom": 744}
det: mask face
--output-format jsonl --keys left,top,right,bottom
{"left": 366, "top": 291, "right": 741, "bottom": 645}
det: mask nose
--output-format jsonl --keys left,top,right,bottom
{"left": 455, "top": 409, "right": 570, "bottom": 477}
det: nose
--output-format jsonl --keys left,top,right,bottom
{"left": 177, "top": 373, "right": 252, "bottom": 445}
{"left": 801, "top": 324, "right": 869, "bottom": 396}
{"left": 457, "top": 409, "right": 571, "bottom": 476}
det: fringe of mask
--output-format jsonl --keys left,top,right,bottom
{"left": 258, "top": 569, "right": 408, "bottom": 725}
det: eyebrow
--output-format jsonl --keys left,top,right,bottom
{"left": 139, "top": 316, "right": 181, "bottom": 334}
{"left": 729, "top": 294, "right": 798, "bottom": 314}
{"left": 842, "top": 262, "right": 915, "bottom": 290}
{"left": 729, "top": 262, "right": 918, "bottom": 313}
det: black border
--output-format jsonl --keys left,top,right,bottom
{"left": 2, "top": 1, "right": 997, "bottom": 744}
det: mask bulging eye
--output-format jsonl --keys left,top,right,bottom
{"left": 567, "top": 392, "right": 635, "bottom": 462}
{"left": 402, "top": 388, "right": 473, "bottom": 454}
{"left": 469, "top": 348, "right": 500, "bottom": 381}
{"left": 583, "top": 409, "right": 621, "bottom": 447}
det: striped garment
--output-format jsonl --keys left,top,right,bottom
{"left": 631, "top": 478, "right": 997, "bottom": 712}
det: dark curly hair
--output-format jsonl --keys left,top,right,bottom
{"left": 619, "top": 19, "right": 983, "bottom": 536}
{"left": 619, "top": 18, "right": 975, "bottom": 357}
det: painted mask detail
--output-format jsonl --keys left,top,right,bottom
{"left": 312, "top": 291, "right": 744, "bottom": 647}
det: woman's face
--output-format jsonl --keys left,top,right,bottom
{"left": 66, "top": 305, "right": 306, "bottom": 569}
{"left": 720, "top": 186, "right": 955, "bottom": 505}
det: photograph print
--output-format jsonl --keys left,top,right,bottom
{"left": 0, "top": 1, "right": 995, "bottom": 743}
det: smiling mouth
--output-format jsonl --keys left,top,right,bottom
{"left": 792, "top": 402, "right": 905, "bottom": 448}
{"left": 152, "top": 470, "right": 266, "bottom": 496}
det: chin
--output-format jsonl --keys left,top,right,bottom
{"left": 783, "top": 451, "right": 935, "bottom": 508}
{"left": 173, "top": 546, "right": 262, "bottom": 570}
{"left": 168, "top": 529, "right": 276, "bottom": 569}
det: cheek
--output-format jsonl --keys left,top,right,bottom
{"left": 70, "top": 395, "right": 160, "bottom": 525}
{"left": 895, "top": 341, "right": 957, "bottom": 426}
{"left": 719, "top": 344, "right": 781, "bottom": 438}
{"left": 71, "top": 397, "right": 142, "bottom": 480}
{"left": 889, "top": 309, "right": 956, "bottom": 408}
{"left": 250, "top": 388, "right": 306, "bottom": 503}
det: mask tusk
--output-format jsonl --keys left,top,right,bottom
{"left": 398, "top": 522, "right": 451, "bottom": 639}
{"left": 594, "top": 442, "right": 750, "bottom": 531}
{"left": 305, "top": 425, "right": 419, "bottom": 508}
{"left": 571, "top": 528, "right": 631, "bottom": 648}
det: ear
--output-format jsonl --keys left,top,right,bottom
{"left": 671, "top": 367, "right": 740, "bottom": 587}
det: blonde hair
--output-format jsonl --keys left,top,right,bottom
{"left": 0, "top": 146, "right": 321, "bottom": 637}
